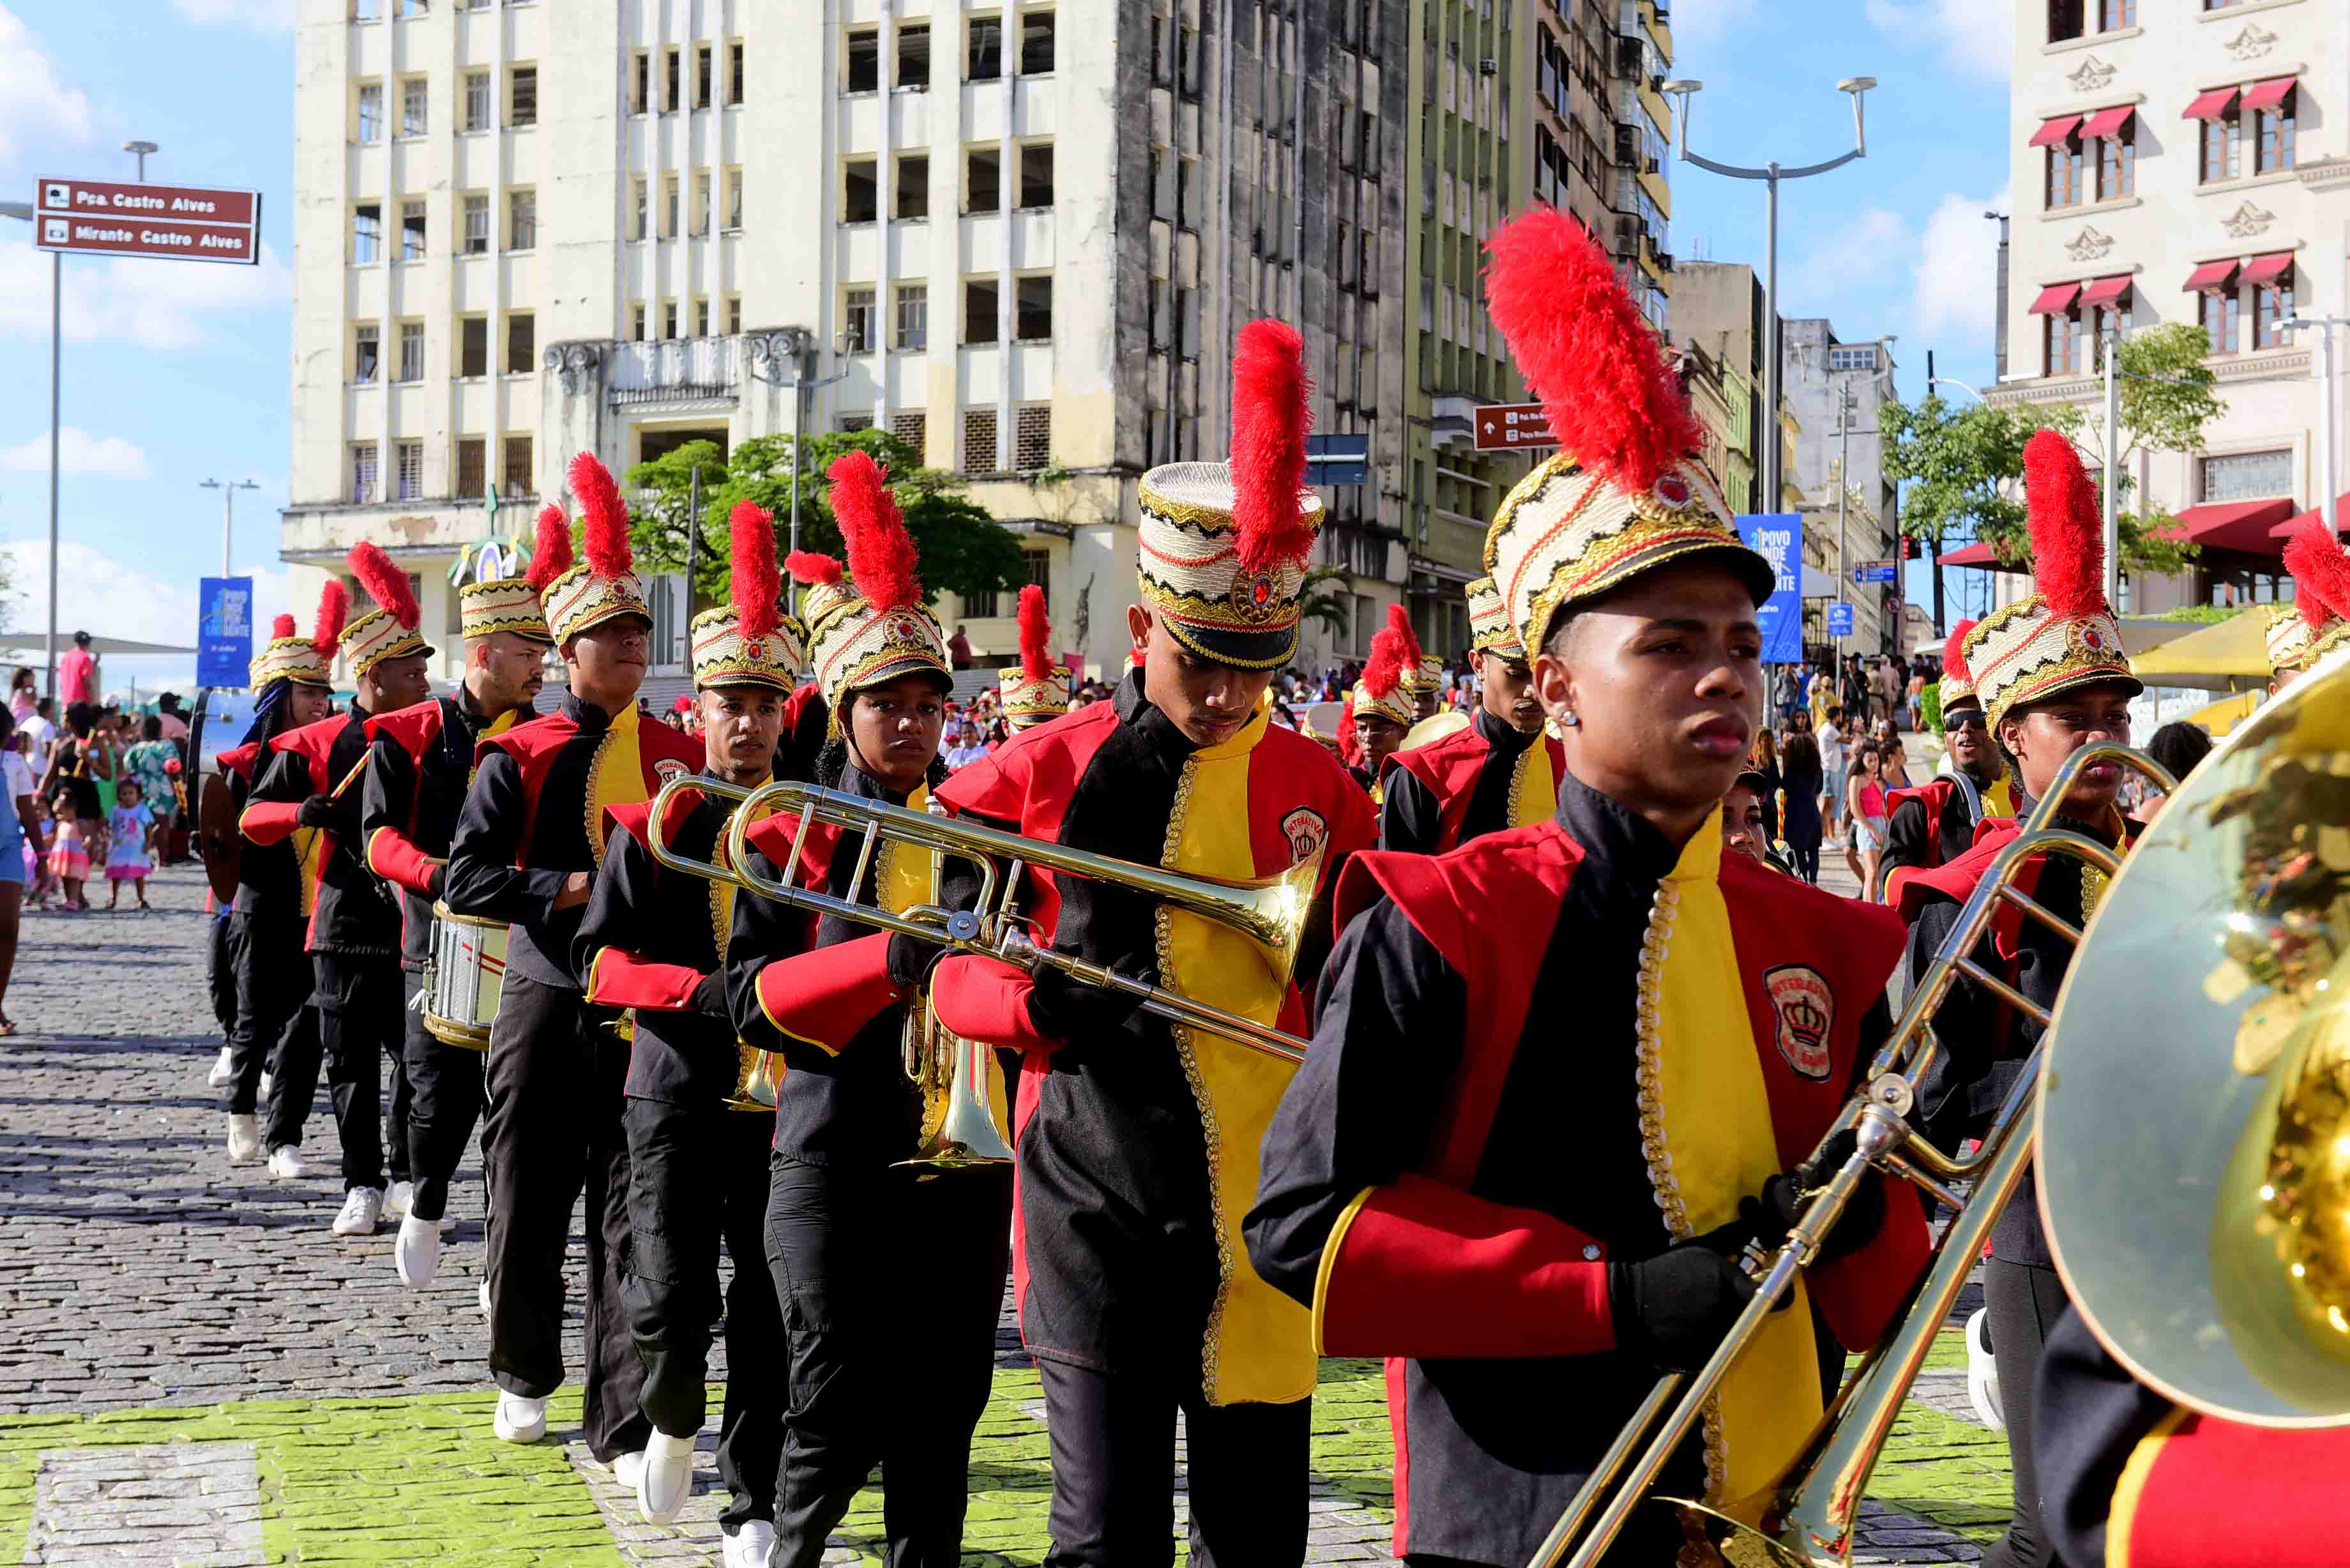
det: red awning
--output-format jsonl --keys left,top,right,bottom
{"left": 1940, "top": 542, "right": 2020, "bottom": 570}
{"left": 2081, "top": 275, "right": 2134, "bottom": 306}
{"left": 2241, "top": 251, "right": 2295, "bottom": 288}
{"left": 2267, "top": 495, "right": 2350, "bottom": 539}
{"left": 2028, "top": 114, "right": 2083, "bottom": 147}
{"left": 2028, "top": 282, "right": 2082, "bottom": 316}
{"left": 2183, "top": 86, "right": 2240, "bottom": 121}
{"left": 2160, "top": 497, "right": 2296, "bottom": 555}
{"left": 2082, "top": 104, "right": 2136, "bottom": 140}
{"left": 2241, "top": 75, "right": 2297, "bottom": 112}
{"left": 2183, "top": 259, "right": 2239, "bottom": 293}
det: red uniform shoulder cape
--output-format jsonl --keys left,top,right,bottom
{"left": 365, "top": 700, "right": 446, "bottom": 764}
{"left": 2102, "top": 1410, "right": 2350, "bottom": 1568}
{"left": 579, "top": 787, "right": 747, "bottom": 1016}
{"left": 216, "top": 741, "right": 264, "bottom": 785}
{"left": 1386, "top": 723, "right": 1566, "bottom": 854}
{"left": 1893, "top": 817, "right": 2036, "bottom": 956}
{"left": 1878, "top": 777, "right": 1962, "bottom": 908}
{"left": 236, "top": 711, "right": 350, "bottom": 845}
{"left": 474, "top": 707, "right": 705, "bottom": 868}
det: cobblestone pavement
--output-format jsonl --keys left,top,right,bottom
{"left": 0, "top": 864, "right": 2010, "bottom": 1564}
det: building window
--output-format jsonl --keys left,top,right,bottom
{"left": 898, "top": 22, "right": 931, "bottom": 88}
{"left": 400, "top": 77, "right": 427, "bottom": 136}
{"left": 398, "top": 320, "right": 424, "bottom": 381}
{"left": 2097, "top": 0, "right": 2133, "bottom": 26}
{"left": 694, "top": 169, "right": 711, "bottom": 235}
{"left": 2255, "top": 273, "right": 2295, "bottom": 349}
{"left": 463, "top": 193, "right": 489, "bottom": 254}
{"left": 726, "top": 295, "right": 742, "bottom": 335}
{"left": 846, "top": 27, "right": 880, "bottom": 93}
{"left": 2045, "top": 308, "right": 2086, "bottom": 377}
{"left": 395, "top": 440, "right": 424, "bottom": 501}
{"left": 2198, "top": 286, "right": 2241, "bottom": 355}
{"left": 1019, "top": 143, "right": 1054, "bottom": 208}
{"left": 353, "top": 322, "right": 380, "bottom": 384}
{"left": 1826, "top": 345, "right": 1878, "bottom": 372}
{"left": 844, "top": 288, "right": 876, "bottom": 352}
{"left": 2199, "top": 449, "right": 2291, "bottom": 502}
{"left": 503, "top": 435, "right": 533, "bottom": 496}
{"left": 962, "top": 407, "right": 999, "bottom": 472}
{"left": 2046, "top": 129, "right": 2086, "bottom": 208}
{"left": 897, "top": 155, "right": 929, "bottom": 219}
{"left": 632, "top": 303, "right": 647, "bottom": 342}
{"left": 2201, "top": 109, "right": 2241, "bottom": 184}
{"left": 506, "top": 310, "right": 534, "bottom": 373}
{"left": 508, "top": 188, "right": 536, "bottom": 250}
{"left": 729, "top": 40, "right": 745, "bottom": 104}
{"left": 357, "top": 82, "right": 383, "bottom": 142}
{"left": 460, "top": 315, "right": 489, "bottom": 377}
{"left": 633, "top": 177, "right": 649, "bottom": 239}
{"left": 663, "top": 300, "right": 679, "bottom": 340}
{"left": 964, "top": 278, "right": 999, "bottom": 344}
{"left": 631, "top": 50, "right": 650, "bottom": 113}
{"left": 969, "top": 14, "right": 1003, "bottom": 80}
{"left": 895, "top": 285, "right": 928, "bottom": 351}
{"left": 464, "top": 70, "right": 491, "bottom": 131}
{"left": 2049, "top": 0, "right": 2083, "bottom": 43}
{"left": 457, "top": 438, "right": 487, "bottom": 499}
{"left": 1015, "top": 276, "right": 1052, "bottom": 340}
{"left": 400, "top": 199, "right": 427, "bottom": 260}
{"left": 662, "top": 172, "right": 678, "bottom": 237}
{"left": 1014, "top": 404, "right": 1051, "bottom": 470}
{"left": 967, "top": 148, "right": 1001, "bottom": 213}
{"left": 1020, "top": 9, "right": 1056, "bottom": 74}
{"left": 508, "top": 66, "right": 537, "bottom": 126}
{"left": 665, "top": 46, "right": 683, "bottom": 112}
{"left": 2255, "top": 86, "right": 2297, "bottom": 174}
{"left": 726, "top": 167, "right": 743, "bottom": 230}
{"left": 839, "top": 414, "right": 875, "bottom": 433}
{"left": 352, "top": 202, "right": 381, "bottom": 263}
{"left": 844, "top": 160, "right": 878, "bottom": 223}
{"left": 891, "top": 410, "right": 927, "bottom": 457}
{"left": 2096, "top": 120, "right": 2137, "bottom": 199}
{"left": 694, "top": 298, "right": 709, "bottom": 337}
{"left": 351, "top": 443, "right": 379, "bottom": 504}
{"left": 697, "top": 43, "right": 713, "bottom": 109}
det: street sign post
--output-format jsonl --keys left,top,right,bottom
{"left": 1304, "top": 433, "right": 1370, "bottom": 488}
{"left": 1827, "top": 602, "right": 1855, "bottom": 638}
{"left": 1734, "top": 514, "right": 1804, "bottom": 665}
{"left": 1471, "top": 403, "right": 1560, "bottom": 452}
{"left": 36, "top": 177, "right": 261, "bottom": 266}
{"left": 1854, "top": 558, "right": 1897, "bottom": 584}
{"left": 197, "top": 577, "right": 255, "bottom": 688}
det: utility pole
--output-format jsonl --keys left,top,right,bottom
{"left": 2280, "top": 314, "right": 2346, "bottom": 539}
{"left": 2101, "top": 320, "right": 2121, "bottom": 610}
{"left": 199, "top": 479, "right": 260, "bottom": 576}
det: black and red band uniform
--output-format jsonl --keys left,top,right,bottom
{"left": 358, "top": 692, "right": 529, "bottom": 1223}
{"left": 443, "top": 692, "right": 703, "bottom": 1463}
{"left": 575, "top": 783, "right": 784, "bottom": 1539}
{"left": 1246, "top": 774, "right": 1932, "bottom": 1567}
{"left": 1377, "top": 706, "right": 1565, "bottom": 855}
{"left": 216, "top": 731, "right": 320, "bottom": 1150}
{"left": 1878, "top": 772, "right": 1993, "bottom": 910}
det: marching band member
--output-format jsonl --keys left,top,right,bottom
{"left": 999, "top": 584, "right": 1070, "bottom": 732}
{"left": 1402, "top": 646, "right": 1444, "bottom": 722}
{"left": 1722, "top": 767, "right": 1776, "bottom": 870}
{"left": 1349, "top": 610, "right": 1417, "bottom": 807}
{"left": 721, "top": 457, "right": 1009, "bottom": 1568}
{"left": 361, "top": 513, "right": 562, "bottom": 1285}
{"left": 1378, "top": 574, "right": 1562, "bottom": 855}
{"left": 921, "top": 320, "right": 1376, "bottom": 1567}
{"left": 218, "top": 592, "right": 343, "bottom": 1173}
{"left": 1243, "top": 211, "right": 1929, "bottom": 1568}
{"left": 445, "top": 454, "right": 703, "bottom": 1461}
{"left": 2269, "top": 515, "right": 2350, "bottom": 695}
{"left": 1878, "top": 621, "right": 2010, "bottom": 907}
{"left": 1893, "top": 430, "right": 2141, "bottom": 1568}
{"left": 576, "top": 500, "right": 799, "bottom": 1561}
{"left": 241, "top": 545, "right": 435, "bottom": 1238}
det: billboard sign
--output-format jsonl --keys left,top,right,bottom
{"left": 36, "top": 177, "right": 262, "bottom": 266}
{"left": 197, "top": 577, "right": 255, "bottom": 688}
{"left": 1305, "top": 433, "right": 1370, "bottom": 487}
{"left": 1827, "top": 601, "right": 1855, "bottom": 638}
{"left": 1471, "top": 403, "right": 1560, "bottom": 452}
{"left": 1734, "top": 514, "right": 1804, "bottom": 665}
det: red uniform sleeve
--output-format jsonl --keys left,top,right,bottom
{"left": 583, "top": 949, "right": 707, "bottom": 1012}
{"left": 927, "top": 954, "right": 1058, "bottom": 1052}
{"left": 750, "top": 931, "right": 904, "bottom": 1055}
{"left": 2109, "top": 1413, "right": 2350, "bottom": 1568}
{"left": 1806, "top": 1174, "right": 1933, "bottom": 1350}
{"left": 238, "top": 799, "right": 305, "bottom": 845}
{"left": 365, "top": 825, "right": 443, "bottom": 898}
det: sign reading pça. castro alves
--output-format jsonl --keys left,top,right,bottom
{"left": 1734, "top": 515, "right": 1804, "bottom": 665}
{"left": 1472, "top": 403, "right": 1561, "bottom": 452}
{"left": 35, "top": 177, "right": 262, "bottom": 266}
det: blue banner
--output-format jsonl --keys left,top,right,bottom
{"left": 1735, "top": 515, "right": 1803, "bottom": 665}
{"left": 198, "top": 577, "right": 254, "bottom": 688}
{"left": 1827, "top": 602, "right": 1855, "bottom": 638}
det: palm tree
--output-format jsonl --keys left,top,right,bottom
{"left": 1298, "top": 565, "right": 1352, "bottom": 639}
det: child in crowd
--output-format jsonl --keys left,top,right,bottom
{"left": 105, "top": 778, "right": 153, "bottom": 910}
{"left": 46, "top": 788, "right": 92, "bottom": 911}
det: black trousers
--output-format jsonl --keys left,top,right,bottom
{"left": 313, "top": 953, "right": 412, "bottom": 1192}
{"left": 224, "top": 912, "right": 306, "bottom": 1120}
{"left": 402, "top": 970, "right": 486, "bottom": 1223}
{"left": 207, "top": 908, "right": 238, "bottom": 1037}
{"left": 764, "top": 1153, "right": 1012, "bottom": 1568}
{"left": 265, "top": 1001, "right": 324, "bottom": 1152}
{"left": 481, "top": 972, "right": 649, "bottom": 1463}
{"left": 1036, "top": 1357, "right": 1310, "bottom": 1568}
{"left": 1981, "top": 1256, "right": 2071, "bottom": 1568}
{"left": 623, "top": 1096, "right": 784, "bottom": 1530}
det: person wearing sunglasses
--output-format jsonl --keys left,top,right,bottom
{"left": 1879, "top": 621, "right": 2011, "bottom": 908}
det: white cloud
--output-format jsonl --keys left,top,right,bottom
{"left": 1667, "top": 0, "right": 1762, "bottom": 49}
{"left": 1864, "top": 0, "right": 2014, "bottom": 82}
{"left": 0, "top": 5, "right": 96, "bottom": 163}
{"left": 0, "top": 428, "right": 150, "bottom": 479}
{"left": 1791, "top": 206, "right": 1909, "bottom": 308}
{"left": 0, "top": 539, "right": 291, "bottom": 661}
{"left": 0, "top": 240, "right": 291, "bottom": 351}
{"left": 170, "top": 0, "right": 296, "bottom": 26}
{"left": 1911, "top": 188, "right": 2010, "bottom": 345}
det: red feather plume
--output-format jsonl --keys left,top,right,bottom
{"left": 1484, "top": 206, "right": 1702, "bottom": 493}
{"left": 269, "top": 613, "right": 296, "bottom": 642}
{"left": 1363, "top": 624, "right": 1407, "bottom": 701}
{"left": 526, "top": 504, "right": 573, "bottom": 592}
{"left": 1941, "top": 619, "right": 1978, "bottom": 683}
{"left": 827, "top": 451, "right": 921, "bottom": 611}
{"left": 729, "top": 499, "right": 781, "bottom": 644}
{"left": 786, "top": 551, "right": 842, "bottom": 587}
{"left": 2020, "top": 429, "right": 2105, "bottom": 619}
{"left": 2284, "top": 516, "right": 2350, "bottom": 633}
{"left": 312, "top": 580, "right": 349, "bottom": 655}
{"left": 1231, "top": 318, "right": 1316, "bottom": 575}
{"left": 1384, "top": 603, "right": 1423, "bottom": 675}
{"left": 1017, "top": 584, "right": 1052, "bottom": 681}
{"left": 347, "top": 541, "right": 418, "bottom": 631}
{"left": 567, "top": 451, "right": 633, "bottom": 578}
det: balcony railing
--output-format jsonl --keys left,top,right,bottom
{"left": 607, "top": 335, "right": 741, "bottom": 407}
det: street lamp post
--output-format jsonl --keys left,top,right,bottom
{"left": 199, "top": 479, "right": 261, "bottom": 577}
{"left": 0, "top": 200, "right": 60, "bottom": 699}
{"left": 1660, "top": 75, "right": 1876, "bottom": 509}
{"left": 2280, "top": 314, "right": 2347, "bottom": 539}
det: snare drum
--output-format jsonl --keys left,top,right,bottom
{"left": 423, "top": 901, "right": 508, "bottom": 1050}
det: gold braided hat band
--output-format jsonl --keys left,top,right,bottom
{"left": 1135, "top": 462, "right": 1324, "bottom": 670}
{"left": 690, "top": 605, "right": 807, "bottom": 693}
{"left": 250, "top": 636, "right": 333, "bottom": 690}
{"left": 460, "top": 578, "right": 553, "bottom": 644}
{"left": 1466, "top": 575, "right": 1524, "bottom": 660}
{"left": 999, "top": 667, "right": 1069, "bottom": 728}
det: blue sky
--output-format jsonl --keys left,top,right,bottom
{"left": 0, "top": 0, "right": 2010, "bottom": 693}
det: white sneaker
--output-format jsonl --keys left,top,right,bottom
{"left": 225, "top": 1114, "right": 261, "bottom": 1163}
{"left": 265, "top": 1145, "right": 307, "bottom": 1180}
{"left": 385, "top": 1179, "right": 413, "bottom": 1217}
{"left": 612, "top": 1451, "right": 646, "bottom": 1491}
{"left": 257, "top": 1069, "right": 273, "bottom": 1098}
{"left": 635, "top": 1429, "right": 695, "bottom": 1523}
{"left": 478, "top": 1278, "right": 492, "bottom": 1320}
{"left": 1965, "top": 1307, "right": 2005, "bottom": 1430}
{"left": 721, "top": 1519, "right": 774, "bottom": 1568}
{"left": 206, "top": 1046, "right": 235, "bottom": 1088}
{"left": 494, "top": 1390, "right": 547, "bottom": 1444}
{"left": 394, "top": 1213, "right": 442, "bottom": 1286}
{"left": 332, "top": 1186, "right": 384, "bottom": 1237}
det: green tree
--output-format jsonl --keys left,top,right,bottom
{"left": 624, "top": 428, "right": 1027, "bottom": 607}
{"left": 1296, "top": 565, "right": 1353, "bottom": 640}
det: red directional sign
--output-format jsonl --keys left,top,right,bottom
{"left": 1471, "top": 402, "right": 1560, "bottom": 452}
{"left": 34, "top": 176, "right": 262, "bottom": 266}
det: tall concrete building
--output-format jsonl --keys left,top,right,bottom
{"left": 1784, "top": 319, "right": 1899, "bottom": 654}
{"left": 282, "top": 0, "right": 1411, "bottom": 684}
{"left": 1964, "top": 0, "right": 2349, "bottom": 615}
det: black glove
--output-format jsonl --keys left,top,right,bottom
{"left": 427, "top": 862, "right": 447, "bottom": 901}
{"left": 887, "top": 931, "right": 947, "bottom": 990}
{"left": 296, "top": 792, "right": 338, "bottom": 829}
{"left": 690, "top": 970, "right": 729, "bottom": 1018}
{"left": 1743, "top": 1128, "right": 1888, "bottom": 1267}
{"left": 1608, "top": 1225, "right": 1780, "bottom": 1374}
{"left": 1024, "top": 963, "right": 1155, "bottom": 1044}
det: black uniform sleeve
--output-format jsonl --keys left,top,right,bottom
{"left": 572, "top": 825, "right": 653, "bottom": 986}
{"left": 724, "top": 843, "right": 815, "bottom": 1055}
{"left": 1905, "top": 898, "right": 2006, "bottom": 1150}
{"left": 358, "top": 735, "right": 416, "bottom": 843}
{"left": 1377, "top": 765, "right": 1443, "bottom": 855}
{"left": 2034, "top": 1306, "right": 2173, "bottom": 1568}
{"left": 444, "top": 748, "right": 566, "bottom": 925}
{"left": 1245, "top": 895, "right": 1466, "bottom": 1306}
{"left": 248, "top": 744, "right": 312, "bottom": 807}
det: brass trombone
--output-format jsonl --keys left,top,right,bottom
{"left": 643, "top": 774, "right": 1319, "bottom": 1066}
{"left": 1529, "top": 740, "right": 2175, "bottom": 1568}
